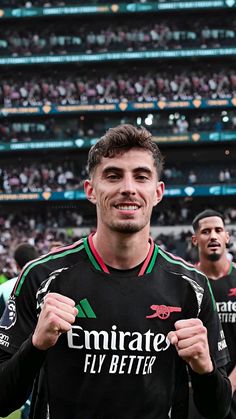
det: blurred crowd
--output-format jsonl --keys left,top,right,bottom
{"left": 0, "top": 159, "right": 87, "bottom": 193}
{"left": 1, "top": 109, "right": 236, "bottom": 144}
{"left": 5, "top": 0, "right": 154, "bottom": 7}
{"left": 162, "top": 165, "right": 236, "bottom": 186}
{"left": 1, "top": 16, "right": 236, "bottom": 57}
{"left": 0, "top": 156, "right": 235, "bottom": 194}
{"left": 1, "top": 68, "right": 236, "bottom": 108}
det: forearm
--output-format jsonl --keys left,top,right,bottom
{"left": 0, "top": 336, "right": 47, "bottom": 417}
{"left": 190, "top": 365, "right": 232, "bottom": 419}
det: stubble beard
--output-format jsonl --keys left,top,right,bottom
{"left": 207, "top": 252, "right": 221, "bottom": 262}
{"left": 101, "top": 208, "right": 151, "bottom": 234}
{"left": 110, "top": 221, "right": 143, "bottom": 234}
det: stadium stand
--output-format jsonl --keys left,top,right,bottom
{"left": 0, "top": 0, "right": 235, "bottom": 282}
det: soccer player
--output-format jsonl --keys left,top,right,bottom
{"left": 0, "top": 124, "right": 231, "bottom": 419}
{"left": 192, "top": 209, "right": 236, "bottom": 419}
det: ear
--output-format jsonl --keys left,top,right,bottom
{"left": 84, "top": 179, "right": 97, "bottom": 204}
{"left": 154, "top": 181, "right": 165, "bottom": 206}
{"left": 225, "top": 231, "right": 230, "bottom": 245}
{"left": 192, "top": 234, "right": 198, "bottom": 247}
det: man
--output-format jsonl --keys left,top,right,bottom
{"left": 192, "top": 209, "right": 236, "bottom": 419}
{"left": 0, "top": 125, "right": 231, "bottom": 419}
{"left": 0, "top": 242, "right": 39, "bottom": 318}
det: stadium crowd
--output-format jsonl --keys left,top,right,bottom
{"left": 1, "top": 68, "right": 236, "bottom": 108}
{"left": 0, "top": 157, "right": 235, "bottom": 193}
{"left": 1, "top": 17, "right": 236, "bottom": 56}
{"left": 1, "top": 109, "right": 236, "bottom": 144}
{"left": 5, "top": 0, "right": 152, "bottom": 7}
{"left": 0, "top": 159, "right": 87, "bottom": 193}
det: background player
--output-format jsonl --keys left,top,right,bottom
{"left": 192, "top": 209, "right": 236, "bottom": 419}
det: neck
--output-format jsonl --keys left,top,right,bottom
{"left": 92, "top": 228, "right": 151, "bottom": 270}
{"left": 197, "top": 255, "right": 231, "bottom": 280}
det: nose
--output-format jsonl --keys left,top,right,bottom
{"left": 209, "top": 230, "right": 218, "bottom": 240}
{"left": 120, "top": 174, "right": 136, "bottom": 195}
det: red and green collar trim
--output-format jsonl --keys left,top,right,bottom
{"left": 225, "top": 260, "right": 233, "bottom": 276}
{"left": 83, "top": 233, "right": 158, "bottom": 276}
{"left": 195, "top": 260, "right": 233, "bottom": 277}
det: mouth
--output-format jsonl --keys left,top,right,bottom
{"left": 208, "top": 243, "right": 220, "bottom": 250}
{"left": 114, "top": 204, "right": 140, "bottom": 211}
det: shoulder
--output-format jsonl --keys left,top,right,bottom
{"left": 13, "top": 239, "right": 86, "bottom": 297}
{"left": 157, "top": 246, "right": 207, "bottom": 284}
{"left": 231, "top": 262, "right": 236, "bottom": 274}
{"left": 227, "top": 263, "right": 236, "bottom": 282}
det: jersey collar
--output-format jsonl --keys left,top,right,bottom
{"left": 83, "top": 233, "right": 158, "bottom": 276}
{"left": 195, "top": 260, "right": 233, "bottom": 277}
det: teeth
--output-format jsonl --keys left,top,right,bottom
{"left": 117, "top": 205, "right": 138, "bottom": 210}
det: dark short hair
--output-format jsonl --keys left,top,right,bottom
{"left": 192, "top": 209, "right": 225, "bottom": 232}
{"left": 14, "top": 243, "right": 39, "bottom": 269}
{"left": 87, "top": 124, "right": 164, "bottom": 179}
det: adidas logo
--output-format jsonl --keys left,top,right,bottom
{"left": 76, "top": 298, "right": 96, "bottom": 318}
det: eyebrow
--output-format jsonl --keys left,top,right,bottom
{"left": 201, "top": 226, "right": 224, "bottom": 232}
{"left": 102, "top": 166, "right": 153, "bottom": 174}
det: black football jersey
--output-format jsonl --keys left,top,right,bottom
{"left": 208, "top": 263, "right": 236, "bottom": 374}
{"left": 0, "top": 235, "right": 229, "bottom": 419}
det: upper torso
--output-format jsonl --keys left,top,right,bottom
{"left": 0, "top": 236, "right": 229, "bottom": 419}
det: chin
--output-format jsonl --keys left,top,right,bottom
{"left": 111, "top": 222, "right": 143, "bottom": 234}
{"left": 208, "top": 253, "right": 221, "bottom": 262}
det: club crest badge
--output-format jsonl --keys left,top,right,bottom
{"left": 0, "top": 297, "right": 17, "bottom": 330}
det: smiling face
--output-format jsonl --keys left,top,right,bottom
{"left": 84, "top": 148, "right": 164, "bottom": 236}
{"left": 192, "top": 216, "right": 229, "bottom": 262}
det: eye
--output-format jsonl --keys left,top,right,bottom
{"left": 136, "top": 174, "right": 149, "bottom": 181}
{"left": 106, "top": 173, "right": 120, "bottom": 181}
